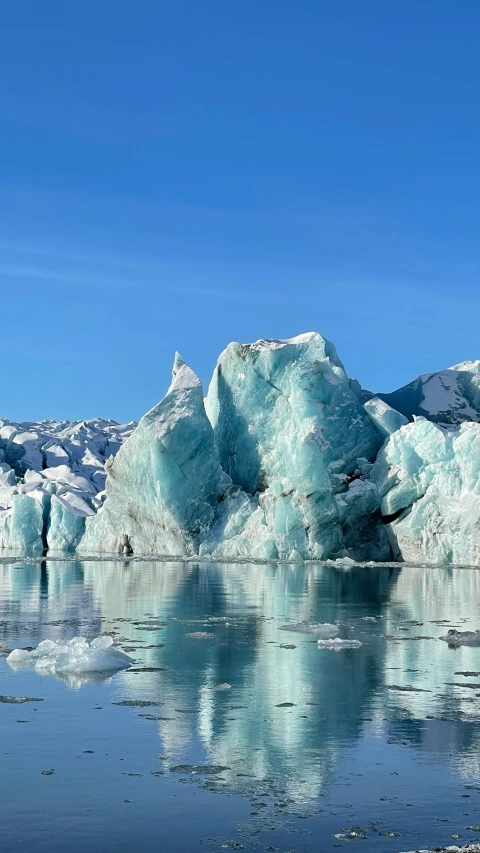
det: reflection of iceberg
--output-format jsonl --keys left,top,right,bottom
{"left": 384, "top": 567, "right": 480, "bottom": 720}
{"left": 383, "top": 567, "right": 480, "bottom": 780}
{"left": 0, "top": 560, "right": 102, "bottom": 650}
{"left": 82, "top": 559, "right": 398, "bottom": 802}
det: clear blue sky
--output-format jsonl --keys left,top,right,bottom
{"left": 2, "top": 1, "right": 479, "bottom": 423}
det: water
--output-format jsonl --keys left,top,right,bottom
{"left": 1, "top": 559, "right": 480, "bottom": 853}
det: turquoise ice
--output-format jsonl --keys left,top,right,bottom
{"left": 373, "top": 417, "right": 480, "bottom": 565}
{"left": 3, "top": 332, "right": 480, "bottom": 566}
{"left": 78, "top": 354, "right": 228, "bottom": 556}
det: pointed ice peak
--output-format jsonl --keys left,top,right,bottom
{"left": 167, "top": 352, "right": 202, "bottom": 395}
{"left": 172, "top": 351, "right": 187, "bottom": 377}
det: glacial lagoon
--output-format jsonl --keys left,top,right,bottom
{"left": 1, "top": 559, "right": 480, "bottom": 852}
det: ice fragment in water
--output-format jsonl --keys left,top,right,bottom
{"left": 7, "top": 636, "right": 132, "bottom": 674}
{"left": 317, "top": 638, "right": 363, "bottom": 649}
{"left": 279, "top": 621, "right": 339, "bottom": 638}
{"left": 440, "top": 629, "right": 480, "bottom": 647}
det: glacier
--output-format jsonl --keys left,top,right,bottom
{"left": 0, "top": 417, "right": 135, "bottom": 553}
{"left": 3, "top": 332, "right": 480, "bottom": 566}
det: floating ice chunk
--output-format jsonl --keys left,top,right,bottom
{"left": 90, "top": 635, "right": 114, "bottom": 650}
{"left": 7, "top": 636, "right": 133, "bottom": 674}
{"left": 440, "top": 629, "right": 480, "bottom": 647}
{"left": 0, "top": 694, "right": 43, "bottom": 703}
{"left": 317, "top": 638, "right": 363, "bottom": 649}
{"left": 279, "top": 621, "right": 339, "bottom": 638}
{"left": 5, "top": 649, "right": 32, "bottom": 663}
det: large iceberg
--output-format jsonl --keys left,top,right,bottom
{"left": 4, "top": 332, "right": 480, "bottom": 566}
{"left": 203, "top": 333, "right": 386, "bottom": 560}
{"left": 78, "top": 334, "right": 390, "bottom": 561}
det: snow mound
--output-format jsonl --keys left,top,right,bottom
{"left": 7, "top": 636, "right": 133, "bottom": 674}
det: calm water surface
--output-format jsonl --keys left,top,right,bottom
{"left": 1, "top": 560, "right": 480, "bottom": 852}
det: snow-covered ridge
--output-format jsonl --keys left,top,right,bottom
{"left": 377, "top": 361, "right": 480, "bottom": 425}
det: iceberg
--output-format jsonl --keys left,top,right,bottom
{"left": 78, "top": 354, "right": 228, "bottom": 555}
{"left": 4, "top": 331, "right": 480, "bottom": 566}
{"left": 7, "top": 635, "right": 133, "bottom": 675}
{"left": 373, "top": 418, "right": 480, "bottom": 565}
{"left": 316, "top": 638, "right": 363, "bottom": 649}
{"left": 203, "top": 333, "right": 387, "bottom": 560}
{"left": 440, "top": 629, "right": 480, "bottom": 647}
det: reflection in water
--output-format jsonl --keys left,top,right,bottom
{"left": 1, "top": 558, "right": 480, "bottom": 847}
{"left": 384, "top": 567, "right": 480, "bottom": 781}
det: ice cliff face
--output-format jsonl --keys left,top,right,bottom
{"left": 372, "top": 418, "right": 480, "bottom": 566}
{"left": 3, "top": 333, "right": 480, "bottom": 565}
{"left": 203, "top": 333, "right": 387, "bottom": 560}
{"left": 79, "top": 333, "right": 390, "bottom": 562}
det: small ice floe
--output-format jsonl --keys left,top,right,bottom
{"left": 333, "top": 826, "right": 367, "bottom": 841}
{"left": 6, "top": 636, "right": 133, "bottom": 676}
{"left": 185, "top": 631, "right": 216, "bottom": 640}
{"left": 440, "top": 629, "right": 480, "bottom": 647}
{"left": 279, "top": 621, "right": 339, "bottom": 638}
{"left": 0, "top": 695, "right": 43, "bottom": 704}
{"left": 317, "top": 638, "right": 363, "bottom": 650}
